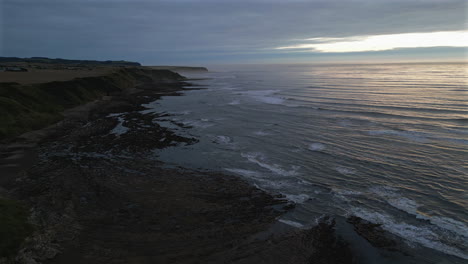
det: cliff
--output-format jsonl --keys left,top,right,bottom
{"left": 0, "top": 68, "right": 184, "bottom": 140}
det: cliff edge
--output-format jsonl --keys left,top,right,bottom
{"left": 0, "top": 68, "right": 184, "bottom": 141}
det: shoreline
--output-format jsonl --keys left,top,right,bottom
{"left": 1, "top": 67, "right": 357, "bottom": 263}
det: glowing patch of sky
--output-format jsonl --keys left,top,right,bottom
{"left": 275, "top": 31, "right": 468, "bottom": 53}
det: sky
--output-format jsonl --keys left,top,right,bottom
{"left": 0, "top": 0, "right": 467, "bottom": 65}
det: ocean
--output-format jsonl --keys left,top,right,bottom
{"left": 144, "top": 62, "right": 467, "bottom": 263}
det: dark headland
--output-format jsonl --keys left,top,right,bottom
{"left": 0, "top": 57, "right": 394, "bottom": 264}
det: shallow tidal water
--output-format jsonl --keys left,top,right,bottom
{"left": 144, "top": 63, "right": 467, "bottom": 263}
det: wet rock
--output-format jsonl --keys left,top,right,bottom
{"left": 347, "top": 216, "right": 399, "bottom": 250}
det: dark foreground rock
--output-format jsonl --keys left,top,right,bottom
{"left": 15, "top": 158, "right": 288, "bottom": 263}
{"left": 211, "top": 217, "right": 356, "bottom": 264}
{"left": 347, "top": 216, "right": 402, "bottom": 252}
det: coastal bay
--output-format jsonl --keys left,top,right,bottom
{"left": 3, "top": 1, "right": 465, "bottom": 263}
{"left": 0, "top": 61, "right": 356, "bottom": 264}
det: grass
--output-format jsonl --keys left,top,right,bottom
{"left": 0, "top": 76, "right": 120, "bottom": 140}
{"left": 0, "top": 68, "right": 183, "bottom": 140}
{"left": 0, "top": 198, "right": 33, "bottom": 258}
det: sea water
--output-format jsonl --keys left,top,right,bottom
{"left": 147, "top": 63, "right": 467, "bottom": 263}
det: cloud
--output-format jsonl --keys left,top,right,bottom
{"left": 275, "top": 31, "right": 468, "bottom": 53}
{"left": 1, "top": 0, "right": 466, "bottom": 63}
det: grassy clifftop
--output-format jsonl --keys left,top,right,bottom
{"left": 0, "top": 68, "right": 184, "bottom": 140}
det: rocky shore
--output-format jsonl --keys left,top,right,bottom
{"left": 0, "top": 67, "right": 359, "bottom": 263}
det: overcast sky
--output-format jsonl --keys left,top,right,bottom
{"left": 1, "top": 0, "right": 466, "bottom": 65}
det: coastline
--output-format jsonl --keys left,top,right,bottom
{"left": 0, "top": 66, "right": 356, "bottom": 263}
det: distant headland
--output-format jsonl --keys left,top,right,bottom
{"left": 0, "top": 56, "right": 142, "bottom": 66}
{"left": 0, "top": 57, "right": 209, "bottom": 72}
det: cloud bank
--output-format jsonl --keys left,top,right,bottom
{"left": 276, "top": 31, "right": 468, "bottom": 53}
{"left": 1, "top": 0, "right": 466, "bottom": 64}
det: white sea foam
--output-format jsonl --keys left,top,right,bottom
{"left": 241, "top": 152, "right": 299, "bottom": 176}
{"left": 332, "top": 188, "right": 362, "bottom": 202}
{"left": 335, "top": 166, "right": 356, "bottom": 175}
{"left": 279, "top": 219, "right": 304, "bottom": 228}
{"left": 224, "top": 168, "right": 262, "bottom": 178}
{"left": 309, "top": 142, "right": 326, "bottom": 151}
{"left": 370, "top": 186, "right": 468, "bottom": 238}
{"left": 257, "top": 96, "right": 286, "bottom": 105}
{"left": 369, "top": 186, "right": 399, "bottom": 197}
{"left": 389, "top": 197, "right": 419, "bottom": 215}
{"left": 255, "top": 179, "right": 292, "bottom": 190}
{"left": 333, "top": 189, "right": 362, "bottom": 196}
{"left": 298, "top": 179, "right": 314, "bottom": 186}
{"left": 370, "top": 186, "right": 419, "bottom": 215}
{"left": 110, "top": 117, "right": 129, "bottom": 136}
{"left": 424, "top": 216, "right": 468, "bottom": 238}
{"left": 253, "top": 130, "right": 272, "bottom": 136}
{"left": 284, "top": 193, "right": 310, "bottom": 204}
{"left": 213, "top": 135, "right": 232, "bottom": 144}
{"left": 241, "top": 90, "right": 287, "bottom": 105}
{"left": 350, "top": 207, "right": 468, "bottom": 260}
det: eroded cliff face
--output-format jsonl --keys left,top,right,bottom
{"left": 0, "top": 68, "right": 185, "bottom": 140}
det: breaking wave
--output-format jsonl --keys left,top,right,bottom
{"left": 241, "top": 152, "right": 300, "bottom": 176}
